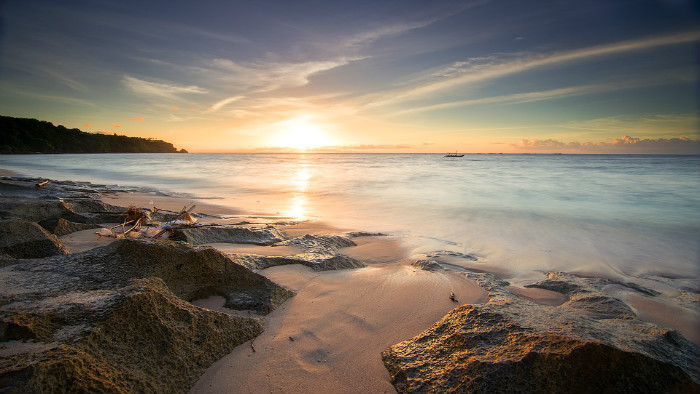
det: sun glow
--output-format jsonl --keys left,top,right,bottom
{"left": 274, "top": 116, "right": 334, "bottom": 151}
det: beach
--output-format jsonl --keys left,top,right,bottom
{"left": 2, "top": 158, "right": 699, "bottom": 392}
{"left": 68, "top": 190, "right": 493, "bottom": 393}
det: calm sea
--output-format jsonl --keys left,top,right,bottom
{"left": 2, "top": 153, "right": 699, "bottom": 284}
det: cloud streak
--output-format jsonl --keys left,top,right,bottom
{"left": 210, "top": 57, "right": 359, "bottom": 92}
{"left": 367, "top": 30, "right": 700, "bottom": 108}
{"left": 122, "top": 75, "right": 208, "bottom": 98}
{"left": 392, "top": 70, "right": 698, "bottom": 115}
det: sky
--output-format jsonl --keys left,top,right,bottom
{"left": 1, "top": 0, "right": 699, "bottom": 153}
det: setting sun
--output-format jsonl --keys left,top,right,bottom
{"left": 274, "top": 116, "right": 334, "bottom": 151}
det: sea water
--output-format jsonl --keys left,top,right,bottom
{"left": 2, "top": 153, "right": 699, "bottom": 285}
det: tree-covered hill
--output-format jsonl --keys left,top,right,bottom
{"left": 0, "top": 116, "right": 187, "bottom": 153}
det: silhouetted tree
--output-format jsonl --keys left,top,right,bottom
{"left": 0, "top": 116, "right": 187, "bottom": 154}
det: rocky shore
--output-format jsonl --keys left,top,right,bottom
{"left": 384, "top": 263, "right": 700, "bottom": 393}
{"left": 1, "top": 175, "right": 698, "bottom": 393}
{"left": 0, "top": 177, "right": 364, "bottom": 392}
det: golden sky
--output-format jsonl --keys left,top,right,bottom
{"left": 1, "top": 1, "right": 699, "bottom": 153}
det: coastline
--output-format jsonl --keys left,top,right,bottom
{"left": 1, "top": 171, "right": 698, "bottom": 392}
{"left": 98, "top": 190, "right": 492, "bottom": 392}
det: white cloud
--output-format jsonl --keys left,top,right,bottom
{"left": 393, "top": 71, "right": 698, "bottom": 115}
{"left": 122, "top": 75, "right": 208, "bottom": 98}
{"left": 206, "top": 96, "right": 245, "bottom": 112}
{"left": 367, "top": 30, "right": 700, "bottom": 108}
{"left": 210, "top": 57, "right": 358, "bottom": 91}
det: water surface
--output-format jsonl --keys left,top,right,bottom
{"left": 2, "top": 153, "right": 698, "bottom": 285}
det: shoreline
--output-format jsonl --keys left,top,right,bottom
{"left": 1, "top": 172, "right": 698, "bottom": 392}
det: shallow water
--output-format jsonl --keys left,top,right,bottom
{"left": 2, "top": 153, "right": 699, "bottom": 286}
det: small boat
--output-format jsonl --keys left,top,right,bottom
{"left": 444, "top": 152, "right": 464, "bottom": 157}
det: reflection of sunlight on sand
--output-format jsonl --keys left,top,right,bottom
{"left": 287, "top": 156, "right": 310, "bottom": 219}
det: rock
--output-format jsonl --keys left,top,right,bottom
{"left": 0, "top": 219, "right": 68, "bottom": 258}
{"left": 411, "top": 259, "right": 444, "bottom": 271}
{"left": 0, "top": 238, "right": 295, "bottom": 393}
{"left": 526, "top": 272, "right": 651, "bottom": 320}
{"left": 382, "top": 305, "right": 699, "bottom": 394}
{"left": 347, "top": 231, "right": 388, "bottom": 237}
{"left": 233, "top": 253, "right": 366, "bottom": 272}
{"left": 0, "top": 199, "right": 75, "bottom": 223}
{"left": 0, "top": 238, "right": 294, "bottom": 313}
{"left": 277, "top": 234, "right": 356, "bottom": 253}
{"left": 382, "top": 271, "right": 700, "bottom": 393}
{"left": 426, "top": 250, "right": 478, "bottom": 261}
{"left": 526, "top": 271, "right": 661, "bottom": 297}
{"left": 170, "top": 226, "right": 284, "bottom": 245}
{"left": 38, "top": 217, "right": 101, "bottom": 236}
{"left": 226, "top": 233, "right": 365, "bottom": 272}
{"left": 0, "top": 277, "right": 263, "bottom": 393}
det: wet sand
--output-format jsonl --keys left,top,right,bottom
{"left": 190, "top": 262, "right": 488, "bottom": 394}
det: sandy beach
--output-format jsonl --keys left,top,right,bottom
{"left": 95, "top": 191, "right": 700, "bottom": 391}
{"left": 95, "top": 192, "right": 490, "bottom": 393}
{"left": 63, "top": 190, "right": 593, "bottom": 392}
{"left": 2, "top": 172, "right": 698, "bottom": 392}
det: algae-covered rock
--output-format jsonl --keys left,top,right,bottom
{"left": 0, "top": 219, "right": 68, "bottom": 258}
{"left": 382, "top": 271, "right": 700, "bottom": 393}
{"left": 1, "top": 277, "right": 263, "bottom": 394}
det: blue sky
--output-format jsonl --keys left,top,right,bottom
{"left": 1, "top": 0, "right": 698, "bottom": 153}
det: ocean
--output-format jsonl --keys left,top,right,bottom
{"left": 2, "top": 153, "right": 699, "bottom": 287}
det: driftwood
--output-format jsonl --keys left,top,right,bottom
{"left": 95, "top": 206, "right": 151, "bottom": 239}
{"left": 95, "top": 203, "right": 208, "bottom": 240}
{"left": 35, "top": 180, "right": 50, "bottom": 188}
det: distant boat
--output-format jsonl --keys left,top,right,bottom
{"left": 444, "top": 152, "right": 464, "bottom": 157}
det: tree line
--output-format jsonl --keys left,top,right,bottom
{"left": 0, "top": 116, "right": 188, "bottom": 154}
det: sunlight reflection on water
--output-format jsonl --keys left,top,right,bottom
{"left": 2, "top": 153, "right": 699, "bottom": 280}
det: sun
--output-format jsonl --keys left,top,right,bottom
{"left": 275, "top": 116, "right": 333, "bottom": 151}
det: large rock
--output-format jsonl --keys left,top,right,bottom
{"left": 0, "top": 238, "right": 294, "bottom": 313}
{"left": 1, "top": 277, "right": 263, "bottom": 393}
{"left": 228, "top": 233, "right": 365, "bottom": 272}
{"left": 382, "top": 271, "right": 699, "bottom": 393}
{"left": 233, "top": 252, "right": 366, "bottom": 272}
{"left": 0, "top": 219, "right": 68, "bottom": 258}
{"left": 171, "top": 226, "right": 284, "bottom": 245}
{"left": 0, "top": 238, "right": 295, "bottom": 393}
{"left": 277, "top": 234, "right": 356, "bottom": 252}
{"left": 383, "top": 305, "right": 698, "bottom": 394}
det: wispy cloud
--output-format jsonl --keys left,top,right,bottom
{"left": 206, "top": 96, "right": 245, "bottom": 113}
{"left": 366, "top": 30, "right": 700, "bottom": 108}
{"left": 122, "top": 75, "right": 208, "bottom": 98}
{"left": 393, "top": 70, "right": 698, "bottom": 115}
{"left": 210, "top": 57, "right": 359, "bottom": 92}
